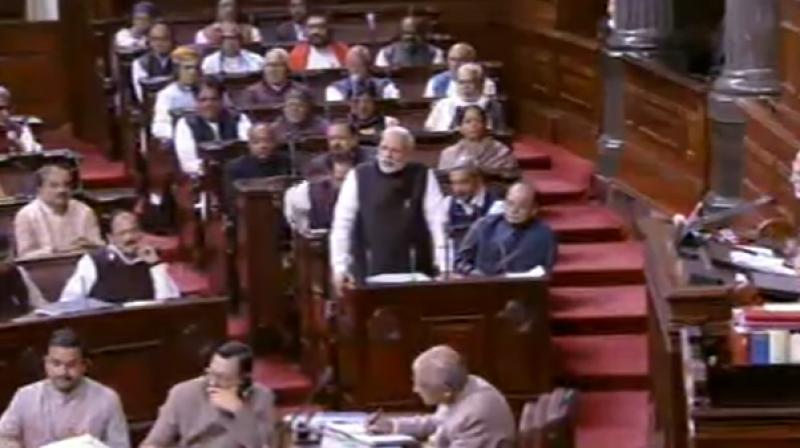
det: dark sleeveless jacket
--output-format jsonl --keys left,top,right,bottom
{"left": 88, "top": 248, "right": 155, "bottom": 303}
{"left": 308, "top": 178, "right": 339, "bottom": 230}
{"left": 383, "top": 42, "right": 438, "bottom": 67}
{"left": 136, "top": 52, "right": 174, "bottom": 78}
{"left": 185, "top": 109, "right": 240, "bottom": 143}
{"left": 331, "top": 76, "right": 392, "bottom": 100}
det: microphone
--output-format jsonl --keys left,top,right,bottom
{"left": 285, "top": 367, "right": 335, "bottom": 444}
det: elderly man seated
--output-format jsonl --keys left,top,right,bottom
{"left": 439, "top": 105, "right": 519, "bottom": 180}
{"left": 375, "top": 16, "right": 445, "bottom": 68}
{"left": 425, "top": 63, "right": 506, "bottom": 132}
{"left": 271, "top": 88, "right": 328, "bottom": 141}
{"left": 223, "top": 123, "right": 292, "bottom": 210}
{"left": 285, "top": 153, "right": 353, "bottom": 233}
{"left": 0, "top": 86, "right": 41, "bottom": 153}
{"left": 195, "top": 0, "right": 261, "bottom": 45}
{"left": 456, "top": 182, "right": 558, "bottom": 275}
{"left": 114, "top": 1, "right": 157, "bottom": 50}
{"left": 276, "top": 0, "right": 308, "bottom": 42}
{"left": 60, "top": 211, "right": 180, "bottom": 303}
{"left": 14, "top": 165, "right": 103, "bottom": 259}
{"left": 347, "top": 85, "right": 399, "bottom": 137}
{"left": 174, "top": 78, "right": 252, "bottom": 177}
{"left": 304, "top": 121, "right": 376, "bottom": 179}
{"left": 242, "top": 48, "right": 306, "bottom": 107}
{"left": 369, "top": 345, "right": 516, "bottom": 446}
{"left": 443, "top": 160, "right": 502, "bottom": 248}
{"left": 325, "top": 46, "right": 399, "bottom": 102}
{"left": 151, "top": 46, "right": 202, "bottom": 140}
{"left": 131, "top": 23, "right": 175, "bottom": 102}
{"left": 425, "top": 42, "right": 497, "bottom": 98}
{"left": 288, "top": 14, "right": 349, "bottom": 71}
{"left": 201, "top": 23, "right": 265, "bottom": 75}
{"left": 0, "top": 233, "right": 44, "bottom": 320}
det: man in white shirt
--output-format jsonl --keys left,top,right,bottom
{"left": 174, "top": 79, "right": 251, "bottom": 176}
{"left": 330, "top": 126, "right": 446, "bottom": 295}
{"left": 114, "top": 1, "right": 157, "bottom": 50}
{"left": 424, "top": 63, "right": 506, "bottom": 132}
{"left": 374, "top": 16, "right": 445, "bottom": 68}
{"left": 202, "top": 23, "right": 265, "bottom": 76}
{"left": 424, "top": 43, "right": 497, "bottom": 99}
{"left": 61, "top": 211, "right": 180, "bottom": 303}
{"left": 131, "top": 23, "right": 174, "bottom": 102}
{"left": 151, "top": 46, "right": 202, "bottom": 140}
{"left": 285, "top": 152, "right": 353, "bottom": 233}
{"left": 325, "top": 45, "right": 399, "bottom": 102}
{"left": 0, "top": 86, "right": 42, "bottom": 153}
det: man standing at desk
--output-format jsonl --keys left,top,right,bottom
{"left": 330, "top": 126, "right": 446, "bottom": 294}
{"left": 60, "top": 211, "right": 180, "bottom": 303}
{"left": 456, "top": 182, "right": 557, "bottom": 275}
{"left": 0, "top": 328, "right": 130, "bottom": 447}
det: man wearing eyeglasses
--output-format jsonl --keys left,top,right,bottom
{"left": 141, "top": 341, "right": 275, "bottom": 448}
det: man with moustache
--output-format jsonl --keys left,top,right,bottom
{"left": 141, "top": 341, "right": 275, "bottom": 448}
{"left": 375, "top": 16, "right": 445, "bottom": 68}
{"left": 329, "top": 126, "right": 447, "bottom": 294}
{"left": 270, "top": 88, "right": 328, "bottom": 142}
{"left": 241, "top": 48, "right": 306, "bottom": 107}
{"left": 60, "top": 211, "right": 180, "bottom": 303}
{"left": 456, "top": 182, "right": 558, "bottom": 275}
{"left": 325, "top": 45, "right": 399, "bottom": 102}
{"left": 14, "top": 165, "right": 103, "bottom": 259}
{"left": 0, "top": 328, "right": 130, "bottom": 447}
{"left": 285, "top": 153, "right": 354, "bottom": 232}
{"left": 288, "top": 14, "right": 349, "bottom": 71}
{"left": 304, "top": 121, "right": 375, "bottom": 179}
{"left": 151, "top": 46, "right": 202, "bottom": 140}
{"left": 443, "top": 160, "right": 502, "bottom": 248}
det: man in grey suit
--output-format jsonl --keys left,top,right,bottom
{"left": 369, "top": 345, "right": 516, "bottom": 447}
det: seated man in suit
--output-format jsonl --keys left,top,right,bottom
{"left": 375, "top": 16, "right": 445, "bottom": 68}
{"left": 114, "top": 1, "right": 157, "bottom": 50}
{"left": 0, "top": 328, "right": 130, "bottom": 448}
{"left": 325, "top": 45, "right": 399, "bottom": 102}
{"left": 174, "top": 78, "right": 252, "bottom": 177}
{"left": 443, "top": 160, "right": 502, "bottom": 248}
{"left": 276, "top": 0, "right": 308, "bottom": 42}
{"left": 271, "top": 88, "right": 328, "bottom": 142}
{"left": 195, "top": 0, "right": 261, "bottom": 45}
{"left": 202, "top": 23, "right": 265, "bottom": 76}
{"left": 425, "top": 42, "right": 497, "bottom": 98}
{"left": 285, "top": 152, "right": 353, "bottom": 233}
{"left": 0, "top": 86, "right": 42, "bottom": 153}
{"left": 131, "top": 23, "right": 175, "bottom": 103}
{"left": 305, "top": 121, "right": 376, "bottom": 179}
{"left": 15, "top": 165, "right": 103, "bottom": 259}
{"left": 438, "top": 105, "right": 519, "bottom": 180}
{"left": 456, "top": 182, "right": 558, "bottom": 275}
{"left": 347, "top": 84, "right": 400, "bottom": 137}
{"left": 141, "top": 341, "right": 275, "bottom": 448}
{"left": 60, "top": 210, "right": 180, "bottom": 303}
{"left": 224, "top": 123, "right": 292, "bottom": 210}
{"left": 241, "top": 48, "right": 306, "bottom": 107}
{"left": 425, "top": 63, "right": 506, "bottom": 132}
{"left": 369, "top": 345, "right": 515, "bottom": 447}
{"left": 0, "top": 233, "right": 45, "bottom": 320}
{"left": 151, "top": 46, "right": 202, "bottom": 140}
{"left": 288, "top": 14, "right": 349, "bottom": 71}
{"left": 330, "top": 126, "right": 447, "bottom": 294}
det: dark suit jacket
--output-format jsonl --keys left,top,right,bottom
{"left": 276, "top": 21, "right": 301, "bottom": 42}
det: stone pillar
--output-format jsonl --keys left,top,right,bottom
{"left": 705, "top": 0, "right": 780, "bottom": 211}
{"left": 597, "top": 0, "right": 673, "bottom": 177}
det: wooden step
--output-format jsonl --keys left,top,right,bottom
{"left": 542, "top": 204, "right": 626, "bottom": 243}
{"left": 554, "top": 334, "right": 648, "bottom": 390}
{"left": 550, "top": 285, "right": 647, "bottom": 335}
{"left": 552, "top": 241, "right": 645, "bottom": 287}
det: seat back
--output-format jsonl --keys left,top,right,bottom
{"left": 518, "top": 388, "right": 579, "bottom": 448}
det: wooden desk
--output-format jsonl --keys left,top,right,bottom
{"left": 336, "top": 278, "right": 552, "bottom": 411}
{"left": 16, "top": 253, "right": 82, "bottom": 303}
{"left": 0, "top": 297, "right": 227, "bottom": 437}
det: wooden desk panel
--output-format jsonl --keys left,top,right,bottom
{"left": 0, "top": 297, "right": 227, "bottom": 428}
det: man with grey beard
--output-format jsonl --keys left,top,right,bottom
{"left": 329, "top": 126, "right": 447, "bottom": 295}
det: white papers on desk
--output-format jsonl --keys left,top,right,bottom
{"left": 33, "top": 299, "right": 114, "bottom": 317}
{"left": 504, "top": 266, "right": 546, "bottom": 279}
{"left": 41, "top": 434, "right": 110, "bottom": 447}
{"left": 366, "top": 273, "right": 431, "bottom": 284}
{"left": 729, "top": 250, "right": 798, "bottom": 277}
{"left": 322, "top": 421, "right": 416, "bottom": 447}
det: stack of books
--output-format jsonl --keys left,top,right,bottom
{"left": 730, "top": 305, "right": 800, "bottom": 365}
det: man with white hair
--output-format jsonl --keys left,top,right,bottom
{"left": 330, "top": 126, "right": 447, "bottom": 294}
{"left": 424, "top": 43, "right": 497, "bottom": 99}
{"left": 424, "top": 63, "right": 506, "bottom": 132}
{"left": 325, "top": 46, "right": 399, "bottom": 102}
{"left": 242, "top": 48, "right": 306, "bottom": 107}
{"left": 369, "top": 345, "right": 516, "bottom": 447}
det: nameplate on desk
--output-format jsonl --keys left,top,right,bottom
{"left": 366, "top": 273, "right": 431, "bottom": 284}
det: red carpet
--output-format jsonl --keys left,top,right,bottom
{"left": 550, "top": 285, "right": 647, "bottom": 335}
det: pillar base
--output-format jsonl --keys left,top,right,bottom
{"left": 702, "top": 192, "right": 743, "bottom": 215}
{"left": 597, "top": 135, "right": 625, "bottom": 177}
{"left": 713, "top": 68, "right": 781, "bottom": 96}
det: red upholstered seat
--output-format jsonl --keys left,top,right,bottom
{"left": 253, "top": 356, "right": 314, "bottom": 405}
{"left": 168, "top": 262, "right": 210, "bottom": 296}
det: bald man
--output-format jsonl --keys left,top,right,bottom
{"left": 325, "top": 46, "right": 399, "bottom": 102}
{"left": 425, "top": 42, "right": 497, "bottom": 98}
{"left": 242, "top": 48, "right": 306, "bottom": 107}
{"left": 223, "top": 123, "right": 292, "bottom": 210}
{"left": 370, "top": 345, "right": 516, "bottom": 447}
{"left": 425, "top": 63, "right": 506, "bottom": 132}
{"left": 330, "top": 126, "right": 446, "bottom": 294}
{"left": 375, "top": 16, "right": 445, "bottom": 68}
{"left": 456, "top": 182, "right": 557, "bottom": 275}
{"left": 201, "top": 23, "right": 265, "bottom": 76}
{"left": 131, "top": 23, "right": 174, "bottom": 102}
{"left": 60, "top": 211, "right": 180, "bottom": 303}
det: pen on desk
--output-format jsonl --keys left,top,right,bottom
{"left": 367, "top": 408, "right": 383, "bottom": 426}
